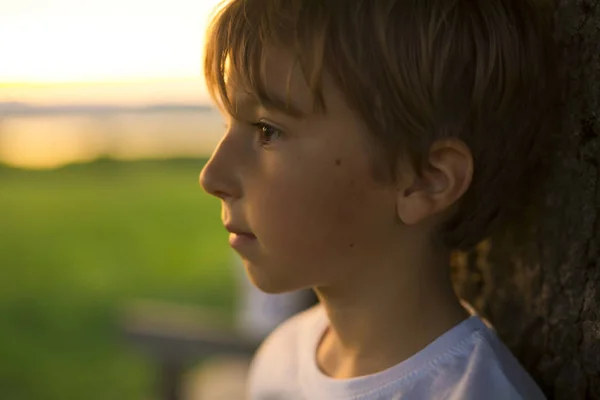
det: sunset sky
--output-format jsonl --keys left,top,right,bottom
{"left": 0, "top": 0, "right": 224, "bottom": 105}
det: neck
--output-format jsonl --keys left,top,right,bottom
{"left": 313, "top": 246, "right": 469, "bottom": 379}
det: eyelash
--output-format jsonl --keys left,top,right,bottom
{"left": 250, "top": 121, "right": 284, "bottom": 147}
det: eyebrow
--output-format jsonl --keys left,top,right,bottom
{"left": 233, "top": 90, "right": 307, "bottom": 119}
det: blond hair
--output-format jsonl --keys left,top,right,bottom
{"left": 204, "top": 0, "right": 558, "bottom": 250}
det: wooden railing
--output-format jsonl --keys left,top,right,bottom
{"left": 121, "top": 300, "right": 260, "bottom": 400}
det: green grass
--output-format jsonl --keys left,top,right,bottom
{"left": 0, "top": 158, "right": 235, "bottom": 400}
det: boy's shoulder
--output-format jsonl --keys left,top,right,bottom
{"left": 247, "top": 305, "right": 547, "bottom": 400}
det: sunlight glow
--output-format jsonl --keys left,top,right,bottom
{"left": 0, "top": 1, "right": 224, "bottom": 84}
{"left": 0, "top": 0, "right": 227, "bottom": 168}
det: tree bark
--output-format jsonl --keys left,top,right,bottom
{"left": 451, "top": 1, "right": 600, "bottom": 399}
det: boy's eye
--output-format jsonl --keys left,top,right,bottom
{"left": 251, "top": 121, "right": 283, "bottom": 147}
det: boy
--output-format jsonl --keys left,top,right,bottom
{"left": 200, "top": 0, "right": 555, "bottom": 398}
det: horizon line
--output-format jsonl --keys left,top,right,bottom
{"left": 0, "top": 101, "right": 216, "bottom": 117}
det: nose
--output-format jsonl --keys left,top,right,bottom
{"left": 199, "top": 134, "right": 242, "bottom": 200}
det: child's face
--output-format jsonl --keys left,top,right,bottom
{"left": 200, "top": 48, "right": 403, "bottom": 294}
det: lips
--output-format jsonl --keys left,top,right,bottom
{"left": 224, "top": 224, "right": 255, "bottom": 238}
{"left": 225, "top": 224, "right": 257, "bottom": 249}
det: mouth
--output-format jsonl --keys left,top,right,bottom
{"left": 224, "top": 224, "right": 257, "bottom": 248}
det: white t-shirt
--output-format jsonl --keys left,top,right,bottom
{"left": 247, "top": 305, "right": 546, "bottom": 400}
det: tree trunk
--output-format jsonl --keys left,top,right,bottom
{"left": 451, "top": 1, "right": 600, "bottom": 399}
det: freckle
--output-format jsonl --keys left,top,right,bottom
{"left": 335, "top": 159, "right": 342, "bottom": 166}
{"left": 349, "top": 243, "right": 355, "bottom": 248}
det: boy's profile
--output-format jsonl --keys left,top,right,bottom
{"left": 200, "top": 0, "right": 555, "bottom": 398}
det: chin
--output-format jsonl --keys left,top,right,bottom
{"left": 242, "top": 260, "right": 306, "bottom": 294}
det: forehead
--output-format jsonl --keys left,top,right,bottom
{"left": 226, "top": 47, "right": 340, "bottom": 117}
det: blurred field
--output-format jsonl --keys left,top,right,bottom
{"left": 0, "top": 158, "right": 236, "bottom": 400}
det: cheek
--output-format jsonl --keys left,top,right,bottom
{"left": 251, "top": 160, "right": 379, "bottom": 260}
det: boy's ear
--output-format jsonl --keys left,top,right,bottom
{"left": 396, "top": 139, "right": 473, "bottom": 226}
